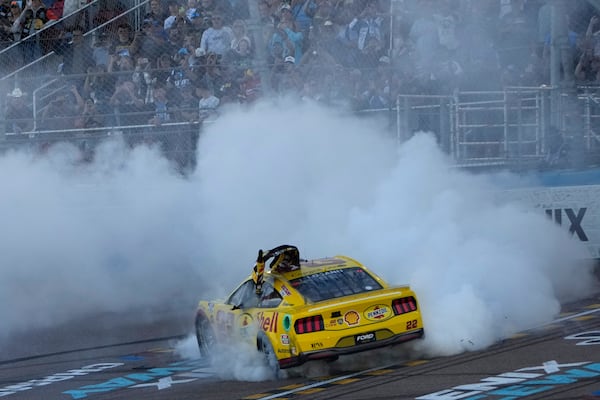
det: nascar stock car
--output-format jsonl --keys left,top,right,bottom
{"left": 194, "top": 245, "right": 424, "bottom": 375}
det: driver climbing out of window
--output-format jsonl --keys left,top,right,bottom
{"left": 253, "top": 245, "right": 302, "bottom": 294}
{"left": 269, "top": 246, "right": 300, "bottom": 273}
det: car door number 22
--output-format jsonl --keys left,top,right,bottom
{"left": 406, "top": 320, "right": 418, "bottom": 329}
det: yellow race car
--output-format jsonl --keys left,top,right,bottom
{"left": 194, "top": 245, "right": 424, "bottom": 375}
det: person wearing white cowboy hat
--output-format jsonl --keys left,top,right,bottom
{"left": 5, "top": 87, "right": 33, "bottom": 134}
{"left": 7, "top": 87, "right": 25, "bottom": 97}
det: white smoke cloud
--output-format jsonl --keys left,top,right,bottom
{"left": 0, "top": 99, "right": 597, "bottom": 377}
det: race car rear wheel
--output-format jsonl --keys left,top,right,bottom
{"left": 195, "top": 316, "right": 216, "bottom": 359}
{"left": 258, "top": 333, "right": 281, "bottom": 379}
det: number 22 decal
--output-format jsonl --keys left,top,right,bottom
{"left": 406, "top": 320, "right": 418, "bottom": 329}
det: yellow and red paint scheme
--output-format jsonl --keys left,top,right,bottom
{"left": 195, "top": 255, "right": 424, "bottom": 369}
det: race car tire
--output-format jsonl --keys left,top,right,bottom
{"left": 195, "top": 315, "right": 216, "bottom": 359}
{"left": 257, "top": 333, "right": 281, "bottom": 379}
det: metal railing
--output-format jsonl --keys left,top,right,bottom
{"left": 396, "top": 86, "right": 600, "bottom": 170}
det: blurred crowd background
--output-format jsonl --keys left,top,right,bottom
{"left": 1, "top": 0, "right": 599, "bottom": 170}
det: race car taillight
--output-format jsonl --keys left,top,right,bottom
{"left": 294, "top": 315, "right": 324, "bottom": 334}
{"left": 392, "top": 297, "right": 417, "bottom": 315}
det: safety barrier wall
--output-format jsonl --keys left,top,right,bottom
{"left": 3, "top": 85, "right": 600, "bottom": 173}
{"left": 0, "top": 120, "right": 201, "bottom": 173}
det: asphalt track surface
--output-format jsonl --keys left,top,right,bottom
{"left": 1, "top": 295, "right": 600, "bottom": 400}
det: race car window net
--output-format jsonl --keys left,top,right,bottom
{"left": 227, "top": 280, "right": 259, "bottom": 309}
{"left": 258, "top": 282, "right": 282, "bottom": 308}
{"left": 289, "top": 267, "right": 382, "bottom": 302}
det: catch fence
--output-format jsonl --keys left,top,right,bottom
{"left": 1, "top": 0, "right": 600, "bottom": 172}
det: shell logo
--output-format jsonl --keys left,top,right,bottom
{"left": 344, "top": 310, "right": 360, "bottom": 326}
{"left": 364, "top": 305, "right": 391, "bottom": 321}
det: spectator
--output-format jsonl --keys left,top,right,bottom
{"left": 258, "top": 0, "right": 275, "bottom": 25}
{"left": 176, "top": 83, "right": 199, "bottom": 122}
{"left": 92, "top": 0, "right": 126, "bottom": 33}
{"left": 132, "top": 54, "right": 154, "bottom": 103}
{"left": 358, "top": 74, "right": 389, "bottom": 109}
{"left": 130, "top": 18, "right": 170, "bottom": 64}
{"left": 238, "top": 68, "right": 261, "bottom": 103}
{"left": 230, "top": 18, "right": 250, "bottom": 52}
{"left": 15, "top": 0, "right": 48, "bottom": 63}
{"left": 109, "top": 77, "right": 146, "bottom": 126}
{"left": 311, "top": 0, "right": 335, "bottom": 28}
{"left": 45, "top": 0, "right": 62, "bottom": 20}
{"left": 579, "top": 15, "right": 600, "bottom": 63}
{"left": 198, "top": 11, "right": 233, "bottom": 56}
{"left": 167, "top": 48, "right": 193, "bottom": 90}
{"left": 5, "top": 0, "right": 20, "bottom": 29}
{"left": 109, "top": 23, "right": 132, "bottom": 56}
{"left": 54, "top": 25, "right": 94, "bottom": 74}
{"left": 299, "top": 22, "right": 338, "bottom": 71}
{"left": 345, "top": 0, "right": 385, "bottom": 68}
{"left": 574, "top": 46, "right": 600, "bottom": 82}
{"left": 163, "top": 0, "right": 181, "bottom": 31}
{"left": 165, "top": 25, "right": 183, "bottom": 54}
{"left": 154, "top": 51, "right": 175, "bottom": 86}
{"left": 181, "top": 31, "right": 197, "bottom": 56}
{"left": 144, "top": 0, "right": 167, "bottom": 25}
{"left": 107, "top": 49, "right": 134, "bottom": 74}
{"left": 201, "top": 50, "right": 225, "bottom": 92}
{"left": 1, "top": 1, "right": 22, "bottom": 69}
{"left": 184, "top": 0, "right": 197, "bottom": 21}
{"left": 74, "top": 96, "right": 104, "bottom": 129}
{"left": 92, "top": 31, "right": 111, "bottom": 67}
{"left": 40, "top": 85, "right": 84, "bottom": 131}
{"left": 55, "top": 25, "right": 93, "bottom": 87}
{"left": 278, "top": 55, "right": 303, "bottom": 95}
{"left": 148, "top": 85, "right": 172, "bottom": 125}
{"left": 83, "top": 64, "right": 114, "bottom": 115}
{"left": 290, "top": 0, "right": 318, "bottom": 48}
{"left": 0, "top": 0, "right": 13, "bottom": 47}
{"left": 278, "top": 3, "right": 298, "bottom": 31}
{"left": 195, "top": 80, "right": 219, "bottom": 120}
{"left": 225, "top": 35, "right": 252, "bottom": 70}
{"left": 5, "top": 87, "right": 33, "bottom": 133}
{"left": 187, "top": 8, "right": 208, "bottom": 33}
{"left": 315, "top": 19, "right": 351, "bottom": 66}
{"left": 269, "top": 7, "right": 304, "bottom": 64}
{"left": 279, "top": 4, "right": 304, "bottom": 59}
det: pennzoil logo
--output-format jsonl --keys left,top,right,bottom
{"left": 364, "top": 305, "right": 391, "bottom": 321}
{"left": 344, "top": 310, "right": 360, "bottom": 326}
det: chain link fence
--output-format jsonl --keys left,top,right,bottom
{"left": 1, "top": 0, "right": 600, "bottom": 170}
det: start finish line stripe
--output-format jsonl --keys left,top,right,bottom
{"left": 252, "top": 364, "right": 397, "bottom": 400}
{"left": 551, "top": 308, "right": 600, "bottom": 325}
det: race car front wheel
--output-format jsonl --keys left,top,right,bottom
{"left": 195, "top": 316, "right": 216, "bottom": 359}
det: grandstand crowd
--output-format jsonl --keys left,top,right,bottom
{"left": 1, "top": 0, "right": 600, "bottom": 134}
